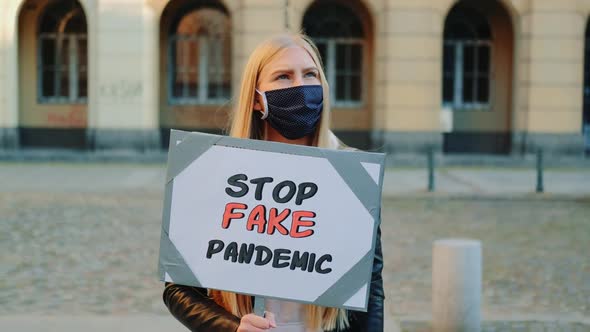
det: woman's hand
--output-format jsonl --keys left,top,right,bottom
{"left": 237, "top": 312, "right": 277, "bottom": 331}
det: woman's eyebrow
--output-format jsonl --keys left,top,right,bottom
{"left": 270, "top": 68, "right": 294, "bottom": 76}
{"left": 270, "top": 66, "right": 318, "bottom": 76}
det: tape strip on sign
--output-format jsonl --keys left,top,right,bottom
{"left": 323, "top": 152, "right": 381, "bottom": 223}
{"left": 158, "top": 180, "right": 204, "bottom": 286}
{"left": 166, "top": 131, "right": 220, "bottom": 184}
{"left": 159, "top": 231, "right": 204, "bottom": 286}
{"left": 313, "top": 248, "right": 375, "bottom": 310}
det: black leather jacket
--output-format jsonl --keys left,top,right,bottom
{"left": 163, "top": 227, "right": 384, "bottom": 332}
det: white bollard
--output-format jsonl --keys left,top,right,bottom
{"left": 432, "top": 239, "right": 482, "bottom": 332}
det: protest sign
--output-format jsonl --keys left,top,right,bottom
{"left": 158, "top": 130, "right": 384, "bottom": 311}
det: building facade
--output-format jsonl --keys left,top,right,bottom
{"left": 0, "top": 0, "right": 589, "bottom": 155}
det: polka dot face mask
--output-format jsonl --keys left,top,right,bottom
{"left": 256, "top": 85, "right": 323, "bottom": 140}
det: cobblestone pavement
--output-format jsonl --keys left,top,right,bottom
{"left": 1, "top": 163, "right": 589, "bottom": 330}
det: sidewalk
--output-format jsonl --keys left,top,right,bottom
{"left": 1, "top": 162, "right": 588, "bottom": 198}
{"left": 1, "top": 162, "right": 588, "bottom": 331}
{"left": 383, "top": 168, "right": 590, "bottom": 198}
{"left": 0, "top": 315, "right": 402, "bottom": 332}
{"left": 0, "top": 316, "right": 187, "bottom": 332}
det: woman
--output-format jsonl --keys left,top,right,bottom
{"left": 163, "top": 33, "right": 384, "bottom": 332}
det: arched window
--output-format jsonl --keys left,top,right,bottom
{"left": 443, "top": 5, "right": 492, "bottom": 109}
{"left": 169, "top": 7, "right": 230, "bottom": 104}
{"left": 39, "top": 0, "right": 87, "bottom": 103}
{"left": 303, "top": 3, "right": 364, "bottom": 107}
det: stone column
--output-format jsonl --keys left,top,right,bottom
{"left": 89, "top": 0, "right": 160, "bottom": 151}
{"left": 515, "top": 2, "right": 585, "bottom": 155}
{"left": 377, "top": 1, "right": 444, "bottom": 154}
{"left": 432, "top": 239, "right": 482, "bottom": 332}
{"left": 0, "top": 0, "right": 20, "bottom": 149}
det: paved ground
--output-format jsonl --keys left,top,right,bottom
{"left": 1, "top": 163, "right": 589, "bottom": 331}
{"left": 1, "top": 162, "right": 588, "bottom": 197}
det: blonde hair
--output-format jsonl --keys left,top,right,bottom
{"left": 212, "top": 32, "right": 348, "bottom": 330}
{"left": 228, "top": 32, "right": 340, "bottom": 149}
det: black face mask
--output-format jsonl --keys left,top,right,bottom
{"left": 256, "top": 85, "right": 323, "bottom": 140}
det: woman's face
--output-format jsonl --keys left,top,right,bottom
{"left": 253, "top": 45, "right": 322, "bottom": 145}
{"left": 254, "top": 46, "right": 321, "bottom": 112}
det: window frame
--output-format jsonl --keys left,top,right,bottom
{"left": 37, "top": 32, "right": 87, "bottom": 104}
{"left": 313, "top": 37, "right": 365, "bottom": 108}
{"left": 167, "top": 31, "right": 230, "bottom": 105}
{"left": 442, "top": 39, "right": 492, "bottom": 111}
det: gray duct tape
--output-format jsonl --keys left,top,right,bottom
{"left": 158, "top": 180, "right": 174, "bottom": 279}
{"left": 166, "top": 131, "right": 221, "bottom": 183}
{"left": 159, "top": 230, "right": 203, "bottom": 287}
{"left": 324, "top": 152, "right": 383, "bottom": 224}
{"left": 313, "top": 248, "right": 374, "bottom": 310}
{"left": 161, "top": 180, "right": 173, "bottom": 232}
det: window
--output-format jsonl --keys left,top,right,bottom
{"left": 169, "top": 8, "right": 230, "bottom": 105}
{"left": 38, "top": 1, "right": 87, "bottom": 103}
{"left": 303, "top": 3, "right": 364, "bottom": 107}
{"left": 443, "top": 6, "right": 492, "bottom": 109}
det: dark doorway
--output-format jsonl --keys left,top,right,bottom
{"left": 442, "top": 0, "right": 514, "bottom": 154}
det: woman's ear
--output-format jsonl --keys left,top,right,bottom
{"left": 253, "top": 94, "right": 263, "bottom": 113}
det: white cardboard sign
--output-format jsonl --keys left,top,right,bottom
{"left": 158, "top": 130, "right": 384, "bottom": 311}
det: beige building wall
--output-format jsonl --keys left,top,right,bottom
{"left": 516, "top": 0, "right": 586, "bottom": 153}
{"left": 376, "top": 0, "right": 446, "bottom": 152}
{"left": 0, "top": 0, "right": 22, "bottom": 148}
{"left": 91, "top": 0, "right": 160, "bottom": 149}
{"left": 0, "top": 0, "right": 587, "bottom": 154}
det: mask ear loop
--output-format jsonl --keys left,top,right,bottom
{"left": 255, "top": 89, "right": 269, "bottom": 120}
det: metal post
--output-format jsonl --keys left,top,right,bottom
{"left": 254, "top": 296, "right": 265, "bottom": 316}
{"left": 536, "top": 149, "right": 544, "bottom": 193}
{"left": 428, "top": 148, "right": 435, "bottom": 192}
{"left": 433, "top": 239, "right": 482, "bottom": 332}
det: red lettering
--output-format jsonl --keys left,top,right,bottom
{"left": 247, "top": 205, "right": 267, "bottom": 234}
{"left": 222, "top": 203, "right": 247, "bottom": 229}
{"left": 267, "top": 208, "right": 290, "bottom": 235}
{"left": 290, "top": 211, "right": 316, "bottom": 238}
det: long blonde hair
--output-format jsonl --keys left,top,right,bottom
{"left": 212, "top": 32, "right": 348, "bottom": 331}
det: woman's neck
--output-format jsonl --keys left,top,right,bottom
{"left": 265, "top": 124, "right": 314, "bottom": 146}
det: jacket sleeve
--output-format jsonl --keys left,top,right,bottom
{"left": 162, "top": 282, "right": 240, "bottom": 332}
{"left": 346, "top": 225, "right": 385, "bottom": 332}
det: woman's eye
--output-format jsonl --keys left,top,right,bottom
{"left": 305, "top": 71, "right": 318, "bottom": 78}
{"left": 276, "top": 74, "right": 289, "bottom": 80}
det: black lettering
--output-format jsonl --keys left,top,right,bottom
{"left": 254, "top": 245, "right": 272, "bottom": 265}
{"left": 206, "top": 240, "right": 224, "bottom": 259}
{"left": 290, "top": 251, "right": 309, "bottom": 271}
{"left": 249, "top": 177, "right": 274, "bottom": 200}
{"left": 238, "top": 243, "right": 255, "bottom": 264}
{"left": 272, "top": 248, "right": 291, "bottom": 268}
{"left": 295, "top": 183, "right": 318, "bottom": 205}
{"left": 224, "top": 242, "right": 238, "bottom": 262}
{"left": 273, "top": 180, "right": 296, "bottom": 203}
{"left": 225, "top": 174, "right": 249, "bottom": 198}
{"left": 315, "top": 254, "right": 333, "bottom": 274}
{"left": 307, "top": 253, "right": 316, "bottom": 272}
